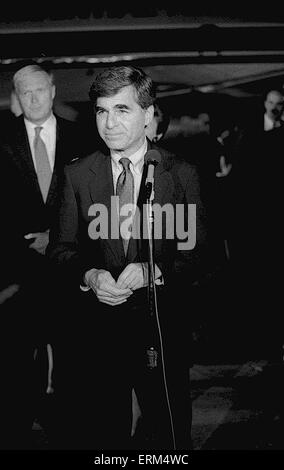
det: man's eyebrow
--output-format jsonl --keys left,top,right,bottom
{"left": 95, "top": 103, "right": 130, "bottom": 111}
{"left": 115, "top": 104, "right": 130, "bottom": 109}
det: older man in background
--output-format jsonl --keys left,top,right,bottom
{"left": 0, "top": 62, "right": 94, "bottom": 448}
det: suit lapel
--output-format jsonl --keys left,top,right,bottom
{"left": 46, "top": 117, "right": 62, "bottom": 206}
{"left": 145, "top": 140, "right": 169, "bottom": 206}
{"left": 88, "top": 150, "right": 125, "bottom": 266}
{"left": 86, "top": 144, "right": 170, "bottom": 266}
{"left": 152, "top": 154, "right": 168, "bottom": 206}
{"left": 13, "top": 118, "right": 44, "bottom": 202}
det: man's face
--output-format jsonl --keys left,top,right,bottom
{"left": 264, "top": 91, "right": 284, "bottom": 121}
{"left": 15, "top": 71, "right": 55, "bottom": 125}
{"left": 95, "top": 85, "right": 153, "bottom": 155}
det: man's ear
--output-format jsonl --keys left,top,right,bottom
{"left": 145, "top": 105, "right": 154, "bottom": 127}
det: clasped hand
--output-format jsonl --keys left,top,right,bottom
{"left": 24, "top": 230, "right": 49, "bottom": 255}
{"left": 85, "top": 263, "right": 147, "bottom": 306}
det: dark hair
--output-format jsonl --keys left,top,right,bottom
{"left": 89, "top": 66, "right": 156, "bottom": 109}
{"left": 154, "top": 102, "right": 170, "bottom": 138}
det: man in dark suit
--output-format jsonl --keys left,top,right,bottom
{"left": 46, "top": 66, "right": 209, "bottom": 450}
{"left": 227, "top": 89, "right": 284, "bottom": 363}
{"left": 1, "top": 63, "right": 92, "bottom": 250}
{"left": 0, "top": 63, "right": 93, "bottom": 449}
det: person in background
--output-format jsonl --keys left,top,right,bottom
{"left": 145, "top": 100, "right": 170, "bottom": 143}
{"left": 0, "top": 62, "right": 95, "bottom": 448}
{"left": 228, "top": 87, "right": 284, "bottom": 363}
{"left": 263, "top": 89, "right": 284, "bottom": 131}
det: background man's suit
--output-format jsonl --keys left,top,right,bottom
{"left": 0, "top": 113, "right": 94, "bottom": 448}
{"left": 47, "top": 140, "right": 209, "bottom": 449}
{"left": 1, "top": 114, "right": 93, "bottom": 233}
{"left": 228, "top": 116, "right": 283, "bottom": 361}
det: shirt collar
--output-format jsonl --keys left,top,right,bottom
{"left": 111, "top": 139, "right": 147, "bottom": 175}
{"left": 24, "top": 112, "right": 56, "bottom": 134}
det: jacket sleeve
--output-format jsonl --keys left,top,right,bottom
{"left": 46, "top": 166, "right": 84, "bottom": 286}
{"left": 173, "top": 162, "right": 216, "bottom": 287}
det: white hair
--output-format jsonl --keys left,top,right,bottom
{"left": 13, "top": 65, "right": 54, "bottom": 92}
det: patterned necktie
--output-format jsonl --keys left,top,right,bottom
{"left": 34, "top": 126, "right": 52, "bottom": 202}
{"left": 116, "top": 157, "right": 134, "bottom": 255}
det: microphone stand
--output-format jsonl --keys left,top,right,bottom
{"left": 143, "top": 159, "right": 177, "bottom": 450}
{"left": 145, "top": 177, "right": 159, "bottom": 370}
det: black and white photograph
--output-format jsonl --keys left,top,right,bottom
{"left": 1, "top": 4, "right": 284, "bottom": 463}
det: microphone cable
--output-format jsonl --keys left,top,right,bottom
{"left": 146, "top": 199, "right": 177, "bottom": 451}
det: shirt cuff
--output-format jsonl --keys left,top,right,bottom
{"left": 80, "top": 284, "right": 91, "bottom": 292}
{"left": 154, "top": 264, "right": 164, "bottom": 285}
{"left": 155, "top": 276, "right": 164, "bottom": 286}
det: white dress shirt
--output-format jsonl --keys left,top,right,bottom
{"left": 264, "top": 113, "right": 281, "bottom": 132}
{"left": 110, "top": 138, "right": 147, "bottom": 203}
{"left": 25, "top": 113, "right": 57, "bottom": 172}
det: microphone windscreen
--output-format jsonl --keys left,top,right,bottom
{"left": 144, "top": 149, "right": 162, "bottom": 165}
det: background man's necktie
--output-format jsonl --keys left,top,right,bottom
{"left": 34, "top": 126, "right": 52, "bottom": 202}
{"left": 116, "top": 157, "right": 134, "bottom": 255}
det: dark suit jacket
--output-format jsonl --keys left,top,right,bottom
{"left": 45, "top": 140, "right": 210, "bottom": 449}
{"left": 47, "top": 140, "right": 208, "bottom": 289}
{"left": 0, "top": 114, "right": 91, "bottom": 235}
{"left": 0, "top": 114, "right": 95, "bottom": 345}
{"left": 46, "top": 140, "right": 210, "bottom": 376}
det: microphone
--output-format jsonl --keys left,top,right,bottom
{"left": 144, "top": 150, "right": 161, "bottom": 198}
